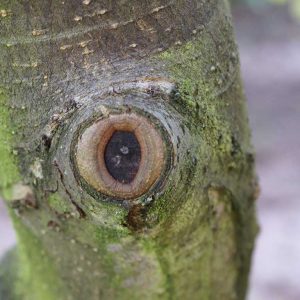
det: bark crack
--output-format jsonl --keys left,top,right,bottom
{"left": 53, "top": 160, "right": 86, "bottom": 218}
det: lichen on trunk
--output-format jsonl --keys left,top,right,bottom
{"left": 0, "top": 0, "right": 258, "bottom": 299}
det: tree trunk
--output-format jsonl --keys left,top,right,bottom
{"left": 0, "top": 0, "right": 258, "bottom": 299}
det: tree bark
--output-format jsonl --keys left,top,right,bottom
{"left": 0, "top": 0, "right": 258, "bottom": 299}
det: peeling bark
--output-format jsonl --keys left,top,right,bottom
{"left": 0, "top": 0, "right": 258, "bottom": 299}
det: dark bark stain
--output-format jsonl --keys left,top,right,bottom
{"left": 47, "top": 220, "right": 61, "bottom": 231}
{"left": 125, "top": 204, "right": 147, "bottom": 231}
{"left": 42, "top": 134, "right": 52, "bottom": 151}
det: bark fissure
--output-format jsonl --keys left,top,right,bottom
{"left": 53, "top": 160, "right": 86, "bottom": 218}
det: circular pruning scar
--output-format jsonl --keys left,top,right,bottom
{"left": 75, "top": 113, "right": 167, "bottom": 199}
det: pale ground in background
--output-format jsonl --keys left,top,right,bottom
{"left": 0, "top": 4, "right": 299, "bottom": 300}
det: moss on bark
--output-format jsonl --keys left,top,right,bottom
{"left": 0, "top": 88, "right": 20, "bottom": 196}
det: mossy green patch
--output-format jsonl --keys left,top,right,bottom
{"left": 48, "top": 193, "right": 71, "bottom": 214}
{"left": 0, "top": 88, "right": 20, "bottom": 196}
{"left": 11, "top": 213, "right": 67, "bottom": 300}
{"left": 159, "top": 34, "right": 240, "bottom": 157}
{"left": 160, "top": 39, "right": 213, "bottom": 117}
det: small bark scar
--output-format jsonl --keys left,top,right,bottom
{"left": 10, "top": 184, "right": 38, "bottom": 211}
{"left": 151, "top": 4, "right": 171, "bottom": 14}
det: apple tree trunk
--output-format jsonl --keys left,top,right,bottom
{"left": 0, "top": 0, "right": 258, "bottom": 299}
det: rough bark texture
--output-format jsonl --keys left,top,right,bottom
{"left": 0, "top": 0, "right": 258, "bottom": 299}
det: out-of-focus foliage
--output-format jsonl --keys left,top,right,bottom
{"left": 231, "top": 0, "right": 300, "bottom": 20}
{"left": 289, "top": 0, "right": 300, "bottom": 19}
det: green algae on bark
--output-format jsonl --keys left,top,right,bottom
{"left": 0, "top": 88, "right": 20, "bottom": 196}
{"left": 12, "top": 214, "right": 67, "bottom": 300}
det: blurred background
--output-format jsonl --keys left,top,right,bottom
{"left": 232, "top": 1, "right": 300, "bottom": 299}
{"left": 1, "top": 1, "right": 300, "bottom": 299}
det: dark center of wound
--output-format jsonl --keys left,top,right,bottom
{"left": 104, "top": 131, "right": 141, "bottom": 184}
